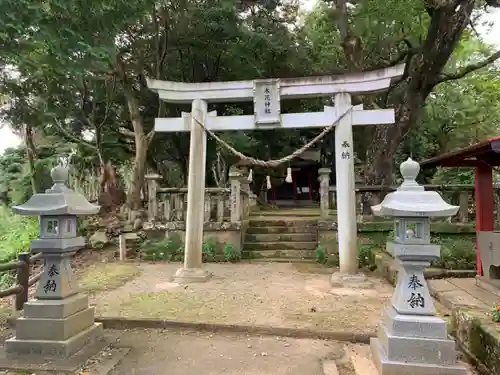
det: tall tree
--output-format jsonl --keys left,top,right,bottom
{"left": 303, "top": 0, "right": 500, "bottom": 185}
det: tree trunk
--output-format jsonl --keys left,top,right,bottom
{"left": 123, "top": 91, "right": 149, "bottom": 211}
{"left": 115, "top": 56, "right": 152, "bottom": 213}
{"left": 364, "top": 1, "right": 475, "bottom": 186}
{"left": 23, "top": 124, "right": 38, "bottom": 195}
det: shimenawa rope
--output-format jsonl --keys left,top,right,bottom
{"left": 193, "top": 106, "right": 354, "bottom": 168}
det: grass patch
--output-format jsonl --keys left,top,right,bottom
{"left": 0, "top": 205, "right": 39, "bottom": 289}
{"left": 79, "top": 262, "right": 142, "bottom": 294}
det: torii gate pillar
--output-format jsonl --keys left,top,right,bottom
{"left": 174, "top": 99, "right": 211, "bottom": 283}
{"left": 148, "top": 65, "right": 404, "bottom": 284}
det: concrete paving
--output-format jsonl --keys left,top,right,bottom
{"left": 108, "top": 329, "right": 345, "bottom": 375}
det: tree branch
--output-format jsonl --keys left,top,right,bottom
{"left": 51, "top": 119, "right": 97, "bottom": 150}
{"left": 435, "top": 49, "right": 500, "bottom": 84}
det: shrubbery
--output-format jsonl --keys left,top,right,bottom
{"left": 139, "top": 234, "right": 241, "bottom": 263}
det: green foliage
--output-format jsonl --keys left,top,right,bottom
{"left": 491, "top": 304, "right": 500, "bottom": 323}
{"left": 0, "top": 205, "right": 39, "bottom": 289}
{"left": 0, "top": 0, "right": 498, "bottom": 205}
{"left": 0, "top": 206, "right": 38, "bottom": 262}
{"left": 223, "top": 243, "right": 241, "bottom": 262}
{"left": 202, "top": 238, "right": 217, "bottom": 262}
{"left": 358, "top": 244, "right": 377, "bottom": 270}
{"left": 315, "top": 244, "right": 375, "bottom": 269}
{"left": 140, "top": 235, "right": 184, "bottom": 261}
{"left": 315, "top": 246, "right": 326, "bottom": 264}
{"left": 140, "top": 236, "right": 242, "bottom": 263}
{"left": 432, "top": 237, "right": 476, "bottom": 270}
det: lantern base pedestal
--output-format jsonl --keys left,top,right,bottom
{"left": 5, "top": 322, "right": 103, "bottom": 359}
{"left": 370, "top": 337, "right": 467, "bottom": 375}
{"left": 6, "top": 293, "right": 103, "bottom": 359}
{"left": 370, "top": 307, "right": 467, "bottom": 375}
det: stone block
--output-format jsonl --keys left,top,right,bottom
{"left": 377, "top": 324, "right": 457, "bottom": 365}
{"left": 391, "top": 243, "right": 440, "bottom": 260}
{"left": 383, "top": 306, "right": 447, "bottom": 340}
{"left": 16, "top": 307, "right": 95, "bottom": 341}
{"left": 6, "top": 322, "right": 103, "bottom": 359}
{"left": 23, "top": 294, "right": 89, "bottom": 319}
{"left": 371, "top": 337, "right": 468, "bottom": 375}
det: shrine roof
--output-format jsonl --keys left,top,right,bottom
{"left": 420, "top": 136, "right": 500, "bottom": 168}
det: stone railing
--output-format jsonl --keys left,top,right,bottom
{"left": 144, "top": 172, "right": 256, "bottom": 224}
{"left": 322, "top": 184, "right": 498, "bottom": 223}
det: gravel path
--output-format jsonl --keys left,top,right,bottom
{"left": 90, "top": 262, "right": 393, "bottom": 334}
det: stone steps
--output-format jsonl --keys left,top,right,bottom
{"left": 246, "top": 226, "right": 318, "bottom": 234}
{"left": 243, "top": 215, "right": 319, "bottom": 261}
{"left": 244, "top": 233, "right": 317, "bottom": 243}
{"left": 248, "top": 257, "right": 316, "bottom": 263}
{"left": 242, "top": 249, "right": 316, "bottom": 259}
{"left": 248, "top": 219, "right": 318, "bottom": 228}
{"left": 243, "top": 241, "right": 317, "bottom": 251}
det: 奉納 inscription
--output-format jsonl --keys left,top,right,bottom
{"left": 43, "top": 263, "right": 59, "bottom": 293}
{"left": 407, "top": 292, "right": 425, "bottom": 308}
{"left": 407, "top": 274, "right": 423, "bottom": 290}
{"left": 43, "top": 279, "right": 57, "bottom": 293}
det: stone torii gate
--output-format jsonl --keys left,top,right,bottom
{"left": 147, "top": 65, "right": 404, "bottom": 283}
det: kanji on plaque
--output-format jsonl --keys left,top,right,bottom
{"left": 254, "top": 79, "right": 280, "bottom": 125}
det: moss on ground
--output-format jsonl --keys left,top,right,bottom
{"left": 79, "top": 262, "right": 142, "bottom": 294}
{"left": 99, "top": 291, "right": 220, "bottom": 322}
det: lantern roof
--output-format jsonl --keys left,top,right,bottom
{"left": 13, "top": 165, "right": 100, "bottom": 216}
{"left": 371, "top": 158, "right": 459, "bottom": 218}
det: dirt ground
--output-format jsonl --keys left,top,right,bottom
{"left": 90, "top": 262, "right": 394, "bottom": 334}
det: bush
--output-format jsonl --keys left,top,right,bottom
{"left": 140, "top": 234, "right": 184, "bottom": 261}
{"left": 202, "top": 238, "right": 217, "bottom": 262}
{"left": 0, "top": 205, "right": 39, "bottom": 288}
{"left": 315, "top": 244, "right": 374, "bottom": 269}
{"left": 140, "top": 236, "right": 242, "bottom": 263}
{"left": 358, "top": 244, "right": 376, "bottom": 270}
{"left": 432, "top": 237, "right": 476, "bottom": 270}
{"left": 223, "top": 243, "right": 241, "bottom": 262}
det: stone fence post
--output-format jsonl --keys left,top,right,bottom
{"left": 318, "top": 168, "right": 331, "bottom": 219}
{"left": 145, "top": 174, "right": 161, "bottom": 221}
{"left": 239, "top": 167, "right": 251, "bottom": 219}
{"left": 229, "top": 168, "right": 242, "bottom": 223}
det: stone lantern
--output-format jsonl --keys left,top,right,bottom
{"left": 6, "top": 165, "right": 103, "bottom": 358}
{"left": 370, "top": 158, "right": 466, "bottom": 375}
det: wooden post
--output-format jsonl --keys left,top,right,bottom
{"left": 475, "top": 163, "right": 494, "bottom": 277}
{"left": 15, "top": 252, "right": 30, "bottom": 311}
{"left": 145, "top": 174, "right": 161, "bottom": 221}
{"left": 458, "top": 191, "right": 469, "bottom": 223}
